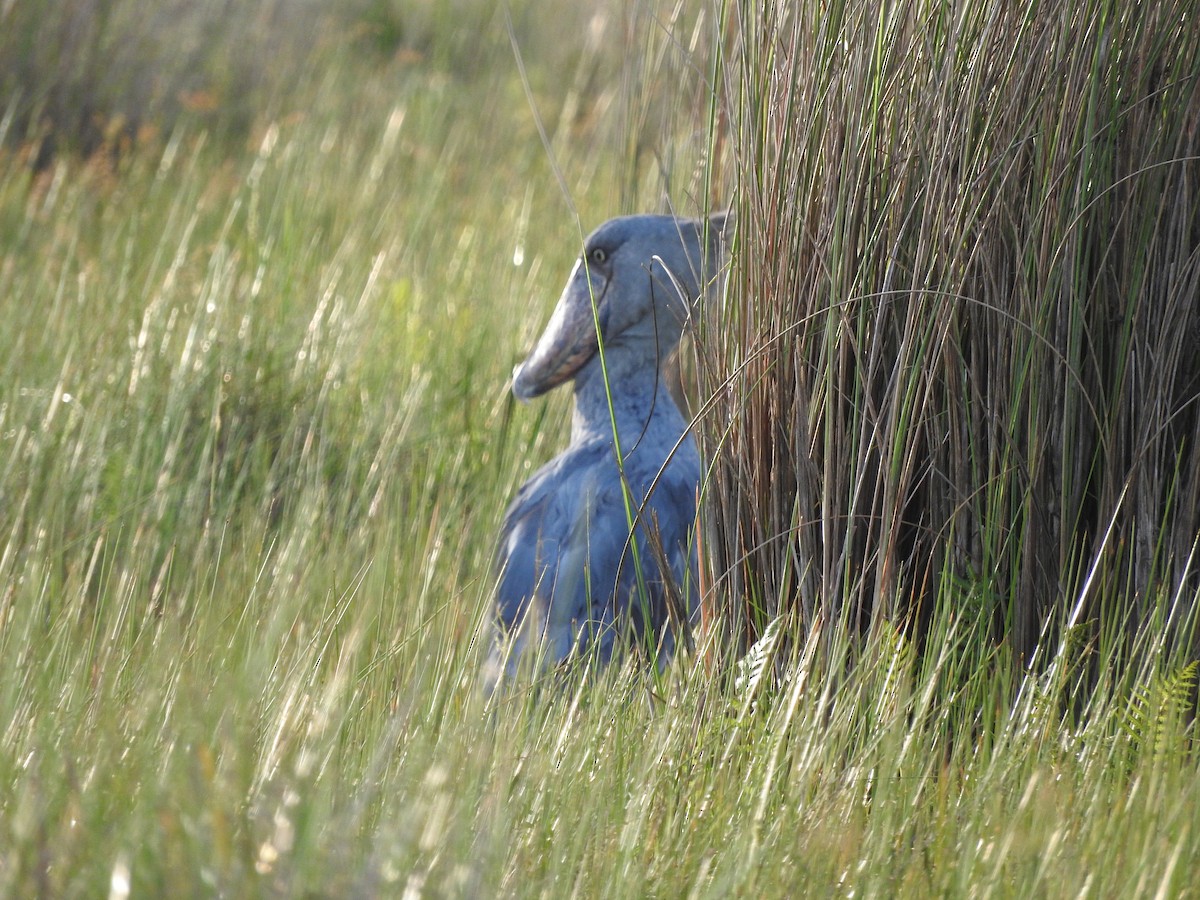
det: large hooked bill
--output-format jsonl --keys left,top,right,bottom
{"left": 512, "top": 259, "right": 608, "bottom": 402}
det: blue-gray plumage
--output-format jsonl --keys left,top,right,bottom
{"left": 486, "top": 212, "right": 728, "bottom": 690}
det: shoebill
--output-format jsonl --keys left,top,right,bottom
{"left": 486, "top": 212, "right": 728, "bottom": 690}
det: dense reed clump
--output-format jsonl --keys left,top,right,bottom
{"left": 701, "top": 0, "right": 1200, "bottom": 666}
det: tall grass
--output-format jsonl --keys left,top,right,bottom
{"left": 704, "top": 0, "right": 1200, "bottom": 665}
{"left": 0, "top": 0, "right": 1197, "bottom": 895}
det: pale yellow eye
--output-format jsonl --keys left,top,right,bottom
{"left": 589, "top": 247, "right": 607, "bottom": 265}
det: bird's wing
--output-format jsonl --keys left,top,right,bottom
{"left": 642, "top": 457, "right": 700, "bottom": 587}
{"left": 494, "top": 440, "right": 608, "bottom": 629}
{"left": 552, "top": 444, "right": 700, "bottom": 665}
{"left": 493, "top": 438, "right": 700, "bottom": 670}
{"left": 612, "top": 451, "right": 701, "bottom": 634}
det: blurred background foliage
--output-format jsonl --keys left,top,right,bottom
{"left": 0, "top": 0, "right": 714, "bottom": 188}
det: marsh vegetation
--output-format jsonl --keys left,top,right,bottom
{"left": 0, "top": 0, "right": 1197, "bottom": 894}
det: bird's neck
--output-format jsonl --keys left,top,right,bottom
{"left": 570, "top": 341, "right": 685, "bottom": 444}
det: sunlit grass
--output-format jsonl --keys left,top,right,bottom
{"left": 0, "top": 0, "right": 1198, "bottom": 896}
